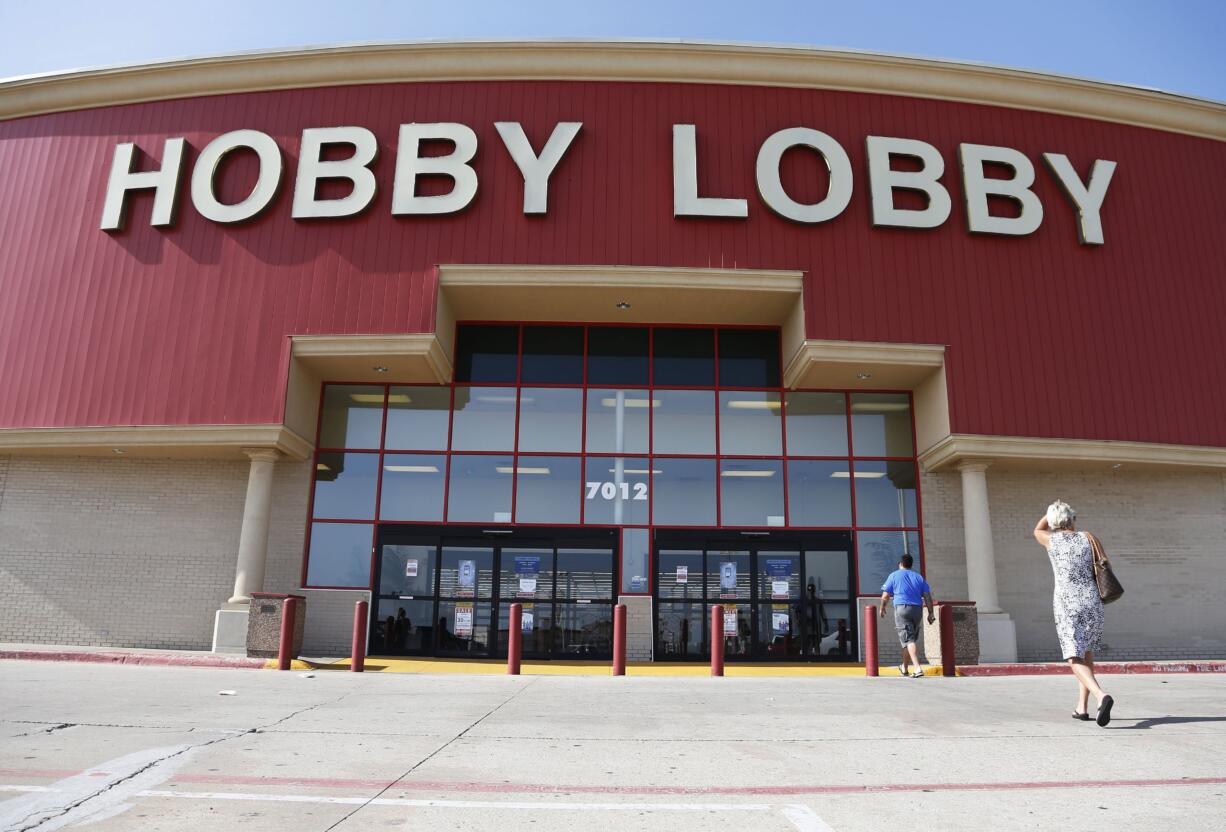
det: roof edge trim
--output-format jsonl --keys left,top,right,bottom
{"left": 1, "top": 40, "right": 1224, "bottom": 140}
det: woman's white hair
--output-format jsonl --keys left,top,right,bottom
{"left": 1046, "top": 500, "right": 1076, "bottom": 530}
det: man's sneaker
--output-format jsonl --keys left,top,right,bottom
{"left": 911, "top": 668, "right": 925, "bottom": 678}
{"left": 897, "top": 664, "right": 909, "bottom": 676}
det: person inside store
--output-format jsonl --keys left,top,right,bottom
{"left": 878, "top": 554, "right": 935, "bottom": 677}
{"left": 394, "top": 607, "right": 410, "bottom": 651}
{"left": 802, "top": 581, "right": 827, "bottom": 655}
{"left": 1033, "top": 500, "right": 1114, "bottom": 726}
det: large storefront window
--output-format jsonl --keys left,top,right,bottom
{"left": 305, "top": 324, "right": 923, "bottom": 598}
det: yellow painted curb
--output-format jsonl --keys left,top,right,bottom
{"left": 263, "top": 656, "right": 957, "bottom": 677}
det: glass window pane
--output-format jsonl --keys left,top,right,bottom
{"left": 583, "top": 457, "right": 650, "bottom": 525}
{"left": 851, "top": 393, "right": 914, "bottom": 457}
{"left": 498, "top": 602, "right": 554, "bottom": 656}
{"left": 652, "top": 457, "right": 717, "bottom": 526}
{"left": 657, "top": 549, "right": 705, "bottom": 600}
{"left": 719, "top": 391, "right": 782, "bottom": 455}
{"left": 375, "top": 598, "right": 434, "bottom": 653}
{"left": 717, "top": 603, "right": 753, "bottom": 657}
{"left": 518, "top": 387, "right": 582, "bottom": 452}
{"left": 454, "top": 325, "right": 518, "bottom": 383}
{"left": 787, "top": 460, "right": 853, "bottom": 526}
{"left": 852, "top": 461, "right": 918, "bottom": 527}
{"left": 620, "top": 528, "right": 650, "bottom": 593}
{"left": 313, "top": 452, "right": 378, "bottom": 520}
{"left": 805, "top": 550, "right": 850, "bottom": 599}
{"left": 384, "top": 386, "right": 450, "bottom": 451}
{"left": 653, "top": 389, "right": 715, "bottom": 455}
{"left": 707, "top": 550, "right": 751, "bottom": 600}
{"left": 718, "top": 329, "right": 780, "bottom": 387}
{"left": 652, "top": 328, "right": 714, "bottom": 386}
{"left": 514, "top": 456, "right": 581, "bottom": 524}
{"left": 785, "top": 392, "right": 848, "bottom": 457}
{"left": 813, "top": 602, "right": 854, "bottom": 658}
{"left": 585, "top": 388, "right": 649, "bottom": 453}
{"left": 758, "top": 552, "right": 800, "bottom": 600}
{"left": 857, "top": 530, "right": 921, "bottom": 595}
{"left": 656, "top": 601, "right": 706, "bottom": 659}
{"left": 719, "top": 459, "right": 785, "bottom": 527}
{"left": 436, "top": 600, "right": 492, "bottom": 653}
{"left": 757, "top": 604, "right": 802, "bottom": 658}
{"left": 377, "top": 543, "right": 436, "bottom": 597}
{"left": 446, "top": 455, "right": 514, "bottom": 523}
{"left": 379, "top": 454, "right": 445, "bottom": 521}
{"left": 554, "top": 603, "right": 612, "bottom": 656}
{"left": 439, "top": 545, "right": 495, "bottom": 599}
{"left": 587, "top": 326, "right": 648, "bottom": 386}
{"left": 556, "top": 548, "right": 614, "bottom": 599}
{"left": 500, "top": 548, "right": 555, "bottom": 601}
{"left": 450, "top": 387, "right": 516, "bottom": 451}
{"left": 319, "top": 385, "right": 384, "bottom": 449}
{"left": 521, "top": 326, "right": 583, "bottom": 383}
{"left": 306, "top": 521, "right": 373, "bottom": 587}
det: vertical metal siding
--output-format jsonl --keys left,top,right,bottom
{"left": 0, "top": 80, "right": 1223, "bottom": 447}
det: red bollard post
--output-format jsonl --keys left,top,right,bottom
{"left": 351, "top": 599, "right": 368, "bottom": 673}
{"left": 507, "top": 603, "right": 522, "bottom": 676}
{"left": 277, "top": 597, "right": 297, "bottom": 671}
{"left": 710, "top": 604, "right": 725, "bottom": 677}
{"left": 939, "top": 604, "right": 956, "bottom": 678}
{"left": 612, "top": 604, "right": 627, "bottom": 676}
{"left": 864, "top": 604, "right": 879, "bottom": 677}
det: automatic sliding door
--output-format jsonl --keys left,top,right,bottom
{"left": 373, "top": 540, "right": 438, "bottom": 655}
{"left": 656, "top": 548, "right": 705, "bottom": 659}
{"left": 437, "top": 544, "right": 495, "bottom": 656}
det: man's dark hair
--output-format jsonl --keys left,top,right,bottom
{"left": 900, "top": 554, "right": 914, "bottom": 569}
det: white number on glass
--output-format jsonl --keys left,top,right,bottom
{"left": 585, "top": 481, "right": 649, "bottom": 501}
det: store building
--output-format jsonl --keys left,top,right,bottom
{"left": 1, "top": 41, "right": 1224, "bottom": 663}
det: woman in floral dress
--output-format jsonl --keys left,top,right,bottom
{"left": 1033, "top": 500, "right": 1114, "bottom": 726}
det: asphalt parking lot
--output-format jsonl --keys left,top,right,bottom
{"left": 1, "top": 661, "right": 1223, "bottom": 831}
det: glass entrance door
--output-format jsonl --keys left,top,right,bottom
{"left": 652, "top": 530, "right": 855, "bottom": 662}
{"left": 372, "top": 526, "right": 617, "bottom": 660}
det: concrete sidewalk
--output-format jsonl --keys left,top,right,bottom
{"left": 1, "top": 660, "right": 1223, "bottom": 831}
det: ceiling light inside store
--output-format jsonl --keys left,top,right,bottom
{"left": 610, "top": 468, "right": 662, "bottom": 475}
{"left": 850, "top": 402, "right": 911, "bottom": 412}
{"left": 600, "top": 397, "right": 659, "bottom": 408}
{"left": 384, "top": 465, "right": 439, "bottom": 473}
{"left": 316, "top": 463, "right": 331, "bottom": 471}
{"left": 830, "top": 471, "right": 887, "bottom": 478}
{"left": 720, "top": 469, "right": 777, "bottom": 477}
{"left": 350, "top": 393, "right": 388, "bottom": 403}
{"left": 495, "top": 466, "right": 551, "bottom": 475}
{"left": 726, "top": 400, "right": 782, "bottom": 410}
{"left": 476, "top": 395, "right": 524, "bottom": 404}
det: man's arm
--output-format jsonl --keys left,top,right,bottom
{"left": 878, "top": 591, "right": 891, "bottom": 618}
{"left": 923, "top": 592, "right": 935, "bottom": 624}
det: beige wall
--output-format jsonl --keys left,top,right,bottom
{"left": 920, "top": 466, "right": 1226, "bottom": 662}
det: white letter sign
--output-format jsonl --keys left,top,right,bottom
{"left": 495, "top": 121, "right": 582, "bottom": 214}
{"left": 958, "top": 143, "right": 1044, "bottom": 236}
{"left": 191, "top": 130, "right": 284, "bottom": 223}
{"left": 292, "top": 126, "right": 379, "bottom": 220}
{"left": 866, "top": 136, "right": 952, "bottom": 229}
{"left": 755, "top": 127, "right": 853, "bottom": 224}
{"left": 672, "top": 124, "right": 748, "bottom": 218}
{"left": 100, "top": 137, "right": 186, "bottom": 231}
{"left": 391, "top": 123, "right": 479, "bottom": 215}
{"left": 1041, "top": 153, "right": 1117, "bottom": 246}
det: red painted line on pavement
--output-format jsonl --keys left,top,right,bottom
{"left": 958, "top": 661, "right": 1226, "bottom": 677}
{"left": 0, "top": 650, "right": 264, "bottom": 670}
{"left": 5, "top": 769, "right": 1222, "bottom": 797}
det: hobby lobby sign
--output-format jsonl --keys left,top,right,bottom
{"left": 101, "top": 122, "right": 1117, "bottom": 245}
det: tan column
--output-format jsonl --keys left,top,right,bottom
{"left": 228, "top": 448, "right": 281, "bottom": 604}
{"left": 958, "top": 460, "right": 1002, "bottom": 614}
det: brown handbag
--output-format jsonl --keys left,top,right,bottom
{"left": 1086, "top": 532, "right": 1124, "bottom": 604}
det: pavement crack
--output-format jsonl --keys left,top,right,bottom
{"left": 12, "top": 723, "right": 75, "bottom": 738}
{"left": 320, "top": 677, "right": 540, "bottom": 831}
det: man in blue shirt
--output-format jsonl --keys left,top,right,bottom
{"left": 879, "top": 554, "right": 935, "bottom": 678}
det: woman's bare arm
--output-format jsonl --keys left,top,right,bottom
{"left": 1033, "top": 515, "right": 1051, "bottom": 548}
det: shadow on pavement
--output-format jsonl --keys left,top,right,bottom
{"left": 1115, "top": 715, "right": 1226, "bottom": 729}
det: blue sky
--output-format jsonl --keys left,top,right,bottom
{"left": 2, "top": 1, "right": 1223, "bottom": 101}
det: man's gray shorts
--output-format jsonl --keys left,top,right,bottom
{"left": 894, "top": 605, "right": 923, "bottom": 646}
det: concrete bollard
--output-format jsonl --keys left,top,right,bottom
{"left": 507, "top": 603, "right": 522, "bottom": 675}
{"left": 710, "top": 604, "right": 725, "bottom": 677}
{"left": 939, "top": 604, "right": 956, "bottom": 677}
{"left": 612, "top": 603, "right": 627, "bottom": 676}
{"left": 277, "top": 597, "right": 297, "bottom": 671}
{"left": 351, "top": 600, "right": 368, "bottom": 673}
{"left": 864, "top": 604, "right": 879, "bottom": 677}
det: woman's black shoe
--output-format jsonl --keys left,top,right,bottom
{"left": 1071, "top": 712, "right": 1091, "bottom": 721}
{"left": 1096, "top": 695, "right": 1114, "bottom": 727}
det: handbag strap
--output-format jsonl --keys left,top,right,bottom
{"left": 1085, "top": 532, "right": 1110, "bottom": 568}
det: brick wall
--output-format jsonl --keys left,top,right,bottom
{"left": 616, "top": 595, "right": 653, "bottom": 661}
{"left": 920, "top": 465, "right": 1226, "bottom": 662}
